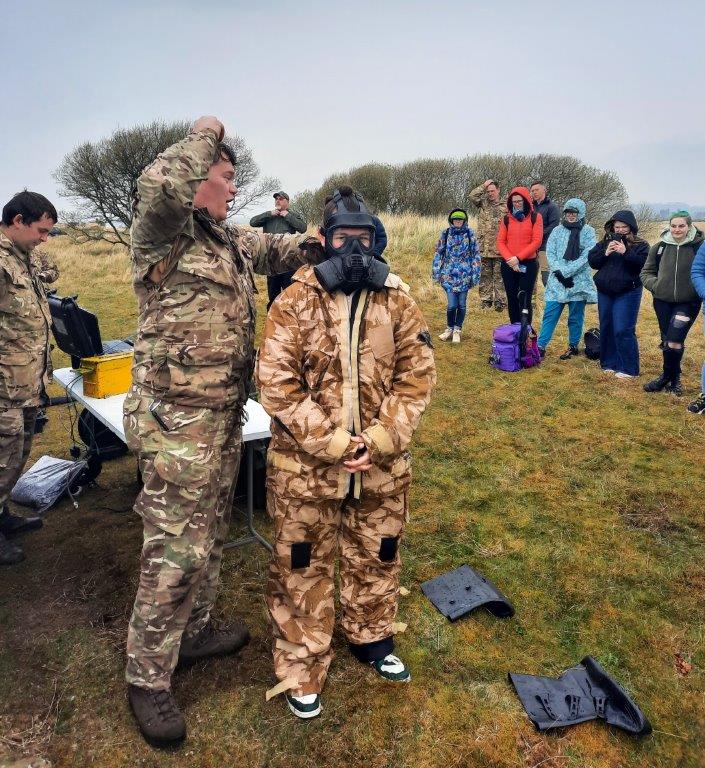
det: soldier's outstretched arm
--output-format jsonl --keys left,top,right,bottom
{"left": 130, "top": 123, "right": 221, "bottom": 278}
{"left": 256, "top": 293, "right": 355, "bottom": 463}
{"left": 360, "top": 291, "right": 436, "bottom": 464}
{"left": 240, "top": 230, "right": 312, "bottom": 276}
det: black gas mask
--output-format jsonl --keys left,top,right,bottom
{"left": 314, "top": 189, "right": 390, "bottom": 294}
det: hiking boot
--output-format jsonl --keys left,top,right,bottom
{"left": 481, "top": 301, "right": 492, "bottom": 310}
{"left": 127, "top": 685, "right": 186, "bottom": 748}
{"left": 494, "top": 303, "right": 505, "bottom": 312}
{"left": 438, "top": 327, "right": 453, "bottom": 341}
{"left": 451, "top": 329, "right": 461, "bottom": 344}
{"left": 286, "top": 692, "right": 322, "bottom": 720}
{"left": 177, "top": 619, "right": 250, "bottom": 667}
{"left": 559, "top": 345, "right": 580, "bottom": 360}
{"left": 666, "top": 378, "right": 683, "bottom": 397}
{"left": 644, "top": 374, "right": 669, "bottom": 393}
{"left": 0, "top": 533, "right": 24, "bottom": 566}
{"left": 538, "top": 347, "right": 546, "bottom": 359}
{"left": 370, "top": 654, "right": 411, "bottom": 683}
{"left": 686, "top": 392, "right": 705, "bottom": 414}
{"left": 0, "top": 510, "right": 43, "bottom": 538}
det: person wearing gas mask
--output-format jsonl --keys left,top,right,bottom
{"left": 256, "top": 186, "right": 436, "bottom": 720}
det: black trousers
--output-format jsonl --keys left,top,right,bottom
{"left": 501, "top": 259, "right": 539, "bottom": 324}
{"left": 267, "top": 271, "right": 295, "bottom": 309}
{"left": 652, "top": 298, "right": 700, "bottom": 344}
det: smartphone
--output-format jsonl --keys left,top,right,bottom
{"left": 518, "top": 264, "right": 527, "bottom": 273}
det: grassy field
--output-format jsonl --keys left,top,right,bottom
{"left": 1, "top": 215, "right": 704, "bottom": 768}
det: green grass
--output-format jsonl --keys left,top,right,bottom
{"left": 1, "top": 219, "right": 704, "bottom": 767}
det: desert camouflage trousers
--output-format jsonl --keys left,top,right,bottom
{"left": 267, "top": 488, "right": 408, "bottom": 696}
{"left": 123, "top": 389, "right": 243, "bottom": 691}
{"left": 479, "top": 256, "right": 506, "bottom": 308}
{"left": 0, "top": 408, "right": 38, "bottom": 510}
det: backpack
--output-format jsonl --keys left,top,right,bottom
{"left": 489, "top": 290, "right": 541, "bottom": 372}
{"left": 584, "top": 327, "right": 601, "bottom": 360}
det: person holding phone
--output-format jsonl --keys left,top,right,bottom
{"left": 536, "top": 199, "right": 597, "bottom": 359}
{"left": 588, "top": 210, "right": 649, "bottom": 377}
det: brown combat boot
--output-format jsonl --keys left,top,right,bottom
{"left": 127, "top": 684, "right": 186, "bottom": 748}
{"left": 177, "top": 619, "right": 250, "bottom": 667}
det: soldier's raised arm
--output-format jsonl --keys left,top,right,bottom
{"left": 130, "top": 116, "right": 223, "bottom": 279}
{"left": 239, "top": 230, "right": 319, "bottom": 276}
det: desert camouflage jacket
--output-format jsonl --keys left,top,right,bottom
{"left": 256, "top": 259, "right": 436, "bottom": 500}
{"left": 128, "top": 129, "right": 314, "bottom": 411}
{"left": 0, "top": 232, "right": 53, "bottom": 408}
{"left": 469, "top": 184, "right": 505, "bottom": 258}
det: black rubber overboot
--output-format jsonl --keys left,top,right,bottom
{"left": 177, "top": 619, "right": 250, "bottom": 668}
{"left": 127, "top": 685, "right": 186, "bottom": 748}
{"left": 0, "top": 508, "right": 43, "bottom": 538}
{"left": 0, "top": 532, "right": 24, "bottom": 566}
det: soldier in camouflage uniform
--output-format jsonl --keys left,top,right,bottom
{"left": 0, "top": 192, "right": 57, "bottom": 566}
{"left": 30, "top": 247, "right": 60, "bottom": 285}
{"left": 469, "top": 179, "right": 507, "bottom": 311}
{"left": 123, "top": 116, "right": 318, "bottom": 747}
{"left": 256, "top": 187, "right": 436, "bottom": 719}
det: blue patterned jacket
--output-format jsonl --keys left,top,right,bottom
{"left": 432, "top": 224, "right": 481, "bottom": 293}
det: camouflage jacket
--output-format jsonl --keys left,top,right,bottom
{"left": 128, "top": 129, "right": 314, "bottom": 411}
{"left": 0, "top": 232, "right": 53, "bottom": 408}
{"left": 469, "top": 184, "right": 505, "bottom": 258}
{"left": 30, "top": 248, "right": 60, "bottom": 284}
{"left": 256, "top": 259, "right": 436, "bottom": 500}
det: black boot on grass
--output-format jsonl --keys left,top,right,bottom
{"left": 0, "top": 532, "right": 24, "bottom": 566}
{"left": 644, "top": 373, "right": 670, "bottom": 392}
{"left": 559, "top": 345, "right": 580, "bottom": 360}
{"left": 128, "top": 685, "right": 186, "bottom": 748}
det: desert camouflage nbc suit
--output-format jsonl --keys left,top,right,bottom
{"left": 123, "top": 127, "right": 314, "bottom": 692}
{"left": 256, "top": 251, "right": 436, "bottom": 696}
{"left": 0, "top": 233, "right": 52, "bottom": 514}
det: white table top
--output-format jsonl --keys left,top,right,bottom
{"left": 53, "top": 367, "right": 271, "bottom": 444}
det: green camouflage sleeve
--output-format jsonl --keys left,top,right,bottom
{"left": 256, "top": 291, "right": 354, "bottom": 463}
{"left": 239, "top": 230, "right": 311, "bottom": 276}
{"left": 31, "top": 248, "right": 59, "bottom": 284}
{"left": 130, "top": 129, "right": 219, "bottom": 276}
{"left": 360, "top": 290, "right": 436, "bottom": 464}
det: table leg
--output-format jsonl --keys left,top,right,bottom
{"left": 224, "top": 442, "right": 272, "bottom": 552}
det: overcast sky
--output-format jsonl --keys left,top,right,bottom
{"left": 2, "top": 0, "right": 704, "bottom": 216}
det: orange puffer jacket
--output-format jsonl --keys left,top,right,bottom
{"left": 496, "top": 187, "right": 543, "bottom": 262}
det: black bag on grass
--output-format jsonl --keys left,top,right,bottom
{"left": 584, "top": 327, "right": 601, "bottom": 360}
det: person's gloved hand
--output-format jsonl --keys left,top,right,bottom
{"left": 554, "top": 270, "right": 574, "bottom": 288}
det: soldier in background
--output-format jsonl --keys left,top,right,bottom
{"left": 469, "top": 179, "right": 507, "bottom": 311}
{"left": 0, "top": 192, "right": 57, "bottom": 566}
{"left": 256, "top": 187, "right": 436, "bottom": 719}
{"left": 249, "top": 191, "right": 307, "bottom": 308}
{"left": 30, "top": 247, "right": 60, "bottom": 285}
{"left": 123, "top": 116, "right": 318, "bottom": 747}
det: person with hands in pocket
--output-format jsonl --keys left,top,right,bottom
{"left": 256, "top": 186, "right": 436, "bottom": 720}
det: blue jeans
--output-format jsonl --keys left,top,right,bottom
{"left": 598, "top": 287, "right": 642, "bottom": 376}
{"left": 537, "top": 300, "right": 586, "bottom": 349}
{"left": 445, "top": 288, "right": 468, "bottom": 329}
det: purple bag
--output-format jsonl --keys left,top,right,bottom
{"left": 490, "top": 322, "right": 541, "bottom": 372}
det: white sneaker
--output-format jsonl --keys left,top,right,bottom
{"left": 370, "top": 654, "right": 411, "bottom": 682}
{"left": 602, "top": 369, "right": 616, "bottom": 374}
{"left": 286, "top": 692, "right": 321, "bottom": 719}
{"left": 615, "top": 372, "right": 635, "bottom": 379}
{"left": 452, "top": 329, "right": 461, "bottom": 344}
{"left": 438, "top": 327, "right": 453, "bottom": 341}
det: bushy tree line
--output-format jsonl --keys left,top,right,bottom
{"left": 55, "top": 120, "right": 279, "bottom": 246}
{"left": 292, "top": 154, "right": 628, "bottom": 227}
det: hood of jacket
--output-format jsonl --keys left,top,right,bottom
{"left": 660, "top": 225, "right": 702, "bottom": 247}
{"left": 447, "top": 208, "right": 469, "bottom": 226}
{"left": 605, "top": 209, "right": 638, "bottom": 234}
{"left": 563, "top": 197, "right": 586, "bottom": 220}
{"left": 505, "top": 187, "right": 534, "bottom": 218}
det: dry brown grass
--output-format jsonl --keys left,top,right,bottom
{"left": 1, "top": 218, "right": 704, "bottom": 767}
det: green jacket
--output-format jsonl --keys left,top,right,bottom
{"left": 249, "top": 209, "right": 307, "bottom": 235}
{"left": 641, "top": 226, "right": 705, "bottom": 303}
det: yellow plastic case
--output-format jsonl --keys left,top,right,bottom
{"left": 80, "top": 352, "right": 133, "bottom": 398}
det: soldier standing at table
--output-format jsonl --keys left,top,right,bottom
{"left": 0, "top": 192, "right": 57, "bottom": 567}
{"left": 123, "top": 116, "right": 316, "bottom": 747}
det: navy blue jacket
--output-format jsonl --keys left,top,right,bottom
{"left": 533, "top": 198, "right": 560, "bottom": 251}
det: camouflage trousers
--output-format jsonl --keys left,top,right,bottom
{"left": 0, "top": 408, "right": 38, "bottom": 509}
{"left": 267, "top": 488, "right": 408, "bottom": 696}
{"left": 479, "top": 257, "right": 506, "bottom": 308}
{"left": 123, "top": 389, "right": 242, "bottom": 691}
